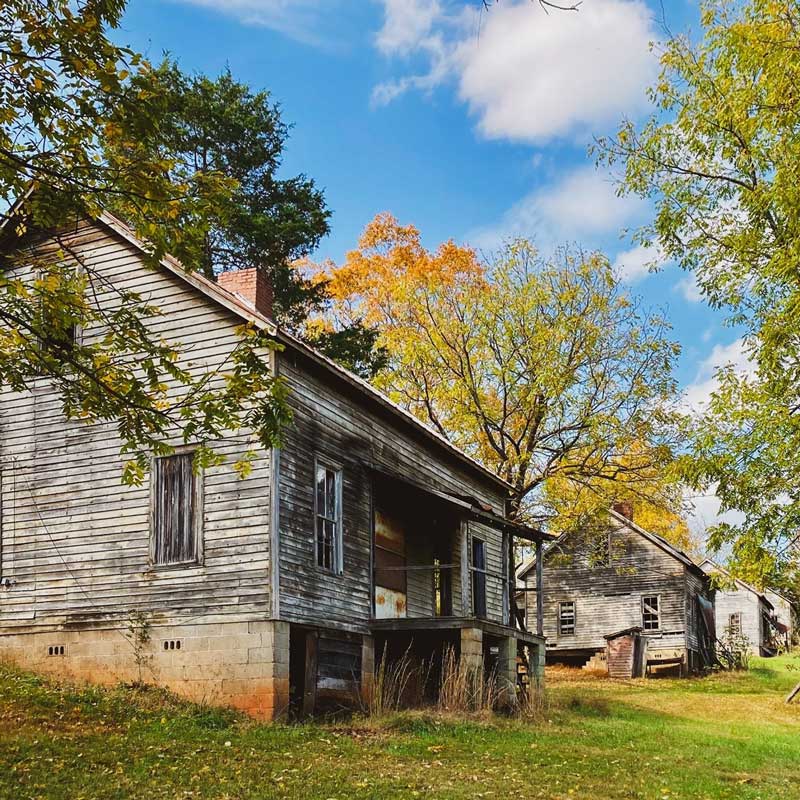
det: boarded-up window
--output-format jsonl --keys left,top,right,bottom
{"left": 642, "top": 595, "right": 660, "bottom": 631}
{"left": 152, "top": 453, "right": 200, "bottom": 566}
{"left": 558, "top": 601, "right": 576, "bottom": 635}
{"left": 374, "top": 507, "right": 406, "bottom": 593}
{"left": 471, "top": 537, "right": 487, "bottom": 618}
{"left": 315, "top": 461, "right": 342, "bottom": 572}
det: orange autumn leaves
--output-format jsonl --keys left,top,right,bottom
{"left": 310, "top": 212, "right": 486, "bottom": 331}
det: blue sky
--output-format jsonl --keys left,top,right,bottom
{"left": 117, "top": 0, "right": 746, "bottom": 529}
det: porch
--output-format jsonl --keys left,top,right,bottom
{"left": 368, "top": 469, "right": 551, "bottom": 700}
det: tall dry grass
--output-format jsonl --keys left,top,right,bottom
{"left": 366, "top": 643, "right": 546, "bottom": 719}
{"left": 437, "top": 645, "right": 506, "bottom": 713}
{"left": 367, "top": 645, "right": 431, "bottom": 717}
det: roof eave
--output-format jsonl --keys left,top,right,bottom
{"left": 96, "top": 211, "right": 512, "bottom": 494}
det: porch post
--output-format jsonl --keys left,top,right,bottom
{"left": 507, "top": 533, "right": 515, "bottom": 628}
{"left": 460, "top": 626, "right": 483, "bottom": 670}
{"left": 460, "top": 520, "right": 470, "bottom": 615}
{"left": 361, "top": 635, "right": 375, "bottom": 708}
{"left": 536, "top": 538, "right": 544, "bottom": 637}
{"left": 498, "top": 635, "right": 519, "bottom": 709}
{"left": 302, "top": 630, "right": 318, "bottom": 716}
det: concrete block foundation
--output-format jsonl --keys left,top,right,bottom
{"left": 0, "top": 617, "right": 291, "bottom": 720}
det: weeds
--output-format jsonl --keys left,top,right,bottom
{"left": 124, "top": 609, "right": 154, "bottom": 686}
{"left": 437, "top": 645, "right": 503, "bottom": 714}
{"left": 368, "top": 645, "right": 430, "bottom": 717}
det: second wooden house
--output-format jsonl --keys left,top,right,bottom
{"left": 700, "top": 560, "right": 788, "bottom": 656}
{"left": 519, "top": 504, "right": 716, "bottom": 675}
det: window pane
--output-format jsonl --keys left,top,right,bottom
{"left": 316, "top": 466, "right": 326, "bottom": 518}
{"left": 324, "top": 519, "right": 335, "bottom": 570}
{"left": 559, "top": 601, "right": 575, "bottom": 634}
{"left": 642, "top": 596, "right": 660, "bottom": 630}
{"left": 316, "top": 516, "right": 326, "bottom": 568}
{"left": 314, "top": 462, "right": 342, "bottom": 572}
{"left": 326, "top": 469, "right": 336, "bottom": 519}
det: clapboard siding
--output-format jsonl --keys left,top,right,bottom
{"left": 1, "top": 216, "right": 515, "bottom": 643}
{"left": 0, "top": 220, "right": 273, "bottom": 630}
{"left": 526, "top": 518, "right": 705, "bottom": 653}
{"left": 277, "top": 350, "right": 509, "bottom": 632}
{"left": 713, "top": 586, "right": 765, "bottom": 651}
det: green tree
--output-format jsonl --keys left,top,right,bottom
{"left": 123, "top": 62, "right": 330, "bottom": 318}
{"left": 597, "top": 0, "right": 800, "bottom": 583}
{"left": 0, "top": 1, "right": 291, "bottom": 482}
{"left": 117, "top": 61, "right": 385, "bottom": 377}
{"left": 318, "top": 214, "right": 682, "bottom": 525}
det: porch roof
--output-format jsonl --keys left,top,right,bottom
{"left": 369, "top": 466, "right": 554, "bottom": 544}
{"left": 369, "top": 616, "right": 546, "bottom": 647}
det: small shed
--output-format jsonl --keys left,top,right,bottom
{"left": 605, "top": 627, "right": 646, "bottom": 679}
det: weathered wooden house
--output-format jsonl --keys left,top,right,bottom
{"left": 519, "top": 505, "right": 715, "bottom": 675}
{"left": 0, "top": 211, "right": 548, "bottom": 718}
{"left": 764, "top": 589, "right": 795, "bottom": 648}
{"left": 699, "top": 560, "right": 786, "bottom": 656}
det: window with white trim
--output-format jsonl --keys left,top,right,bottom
{"left": 558, "top": 601, "right": 576, "bottom": 635}
{"left": 315, "top": 461, "right": 342, "bottom": 572}
{"left": 642, "top": 595, "right": 661, "bottom": 631}
{"left": 728, "top": 612, "right": 742, "bottom": 636}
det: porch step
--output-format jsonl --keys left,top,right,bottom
{"left": 582, "top": 650, "right": 608, "bottom": 673}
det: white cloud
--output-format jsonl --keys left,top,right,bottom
{"left": 682, "top": 338, "right": 753, "bottom": 412}
{"left": 611, "top": 243, "right": 663, "bottom": 284}
{"left": 470, "top": 164, "right": 645, "bottom": 249}
{"left": 686, "top": 485, "right": 746, "bottom": 542}
{"left": 374, "top": 0, "right": 658, "bottom": 144}
{"left": 676, "top": 273, "right": 703, "bottom": 303}
{"left": 174, "top": 0, "right": 331, "bottom": 44}
{"left": 375, "top": 0, "right": 443, "bottom": 55}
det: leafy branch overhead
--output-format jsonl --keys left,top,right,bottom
{"left": 0, "top": 1, "right": 294, "bottom": 480}
{"left": 597, "top": 0, "right": 800, "bottom": 587}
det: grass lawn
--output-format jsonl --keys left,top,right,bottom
{"left": 1, "top": 654, "right": 798, "bottom": 800}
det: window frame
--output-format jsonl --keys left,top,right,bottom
{"left": 728, "top": 611, "right": 742, "bottom": 636}
{"left": 314, "top": 457, "right": 343, "bottom": 574}
{"left": 149, "top": 450, "right": 204, "bottom": 569}
{"left": 470, "top": 535, "right": 488, "bottom": 619}
{"left": 641, "top": 594, "right": 661, "bottom": 631}
{"left": 558, "top": 600, "right": 576, "bottom": 636}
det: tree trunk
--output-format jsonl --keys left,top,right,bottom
{"left": 786, "top": 681, "right": 800, "bottom": 704}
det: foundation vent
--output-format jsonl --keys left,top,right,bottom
{"left": 163, "top": 639, "right": 182, "bottom": 651}
{"left": 47, "top": 645, "right": 65, "bottom": 656}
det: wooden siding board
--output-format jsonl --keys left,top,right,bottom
{"left": 277, "top": 351, "right": 509, "bottom": 632}
{"left": 0, "top": 222, "right": 273, "bottom": 631}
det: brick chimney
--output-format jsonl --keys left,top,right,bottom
{"left": 612, "top": 501, "right": 634, "bottom": 521}
{"left": 217, "top": 268, "right": 273, "bottom": 319}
